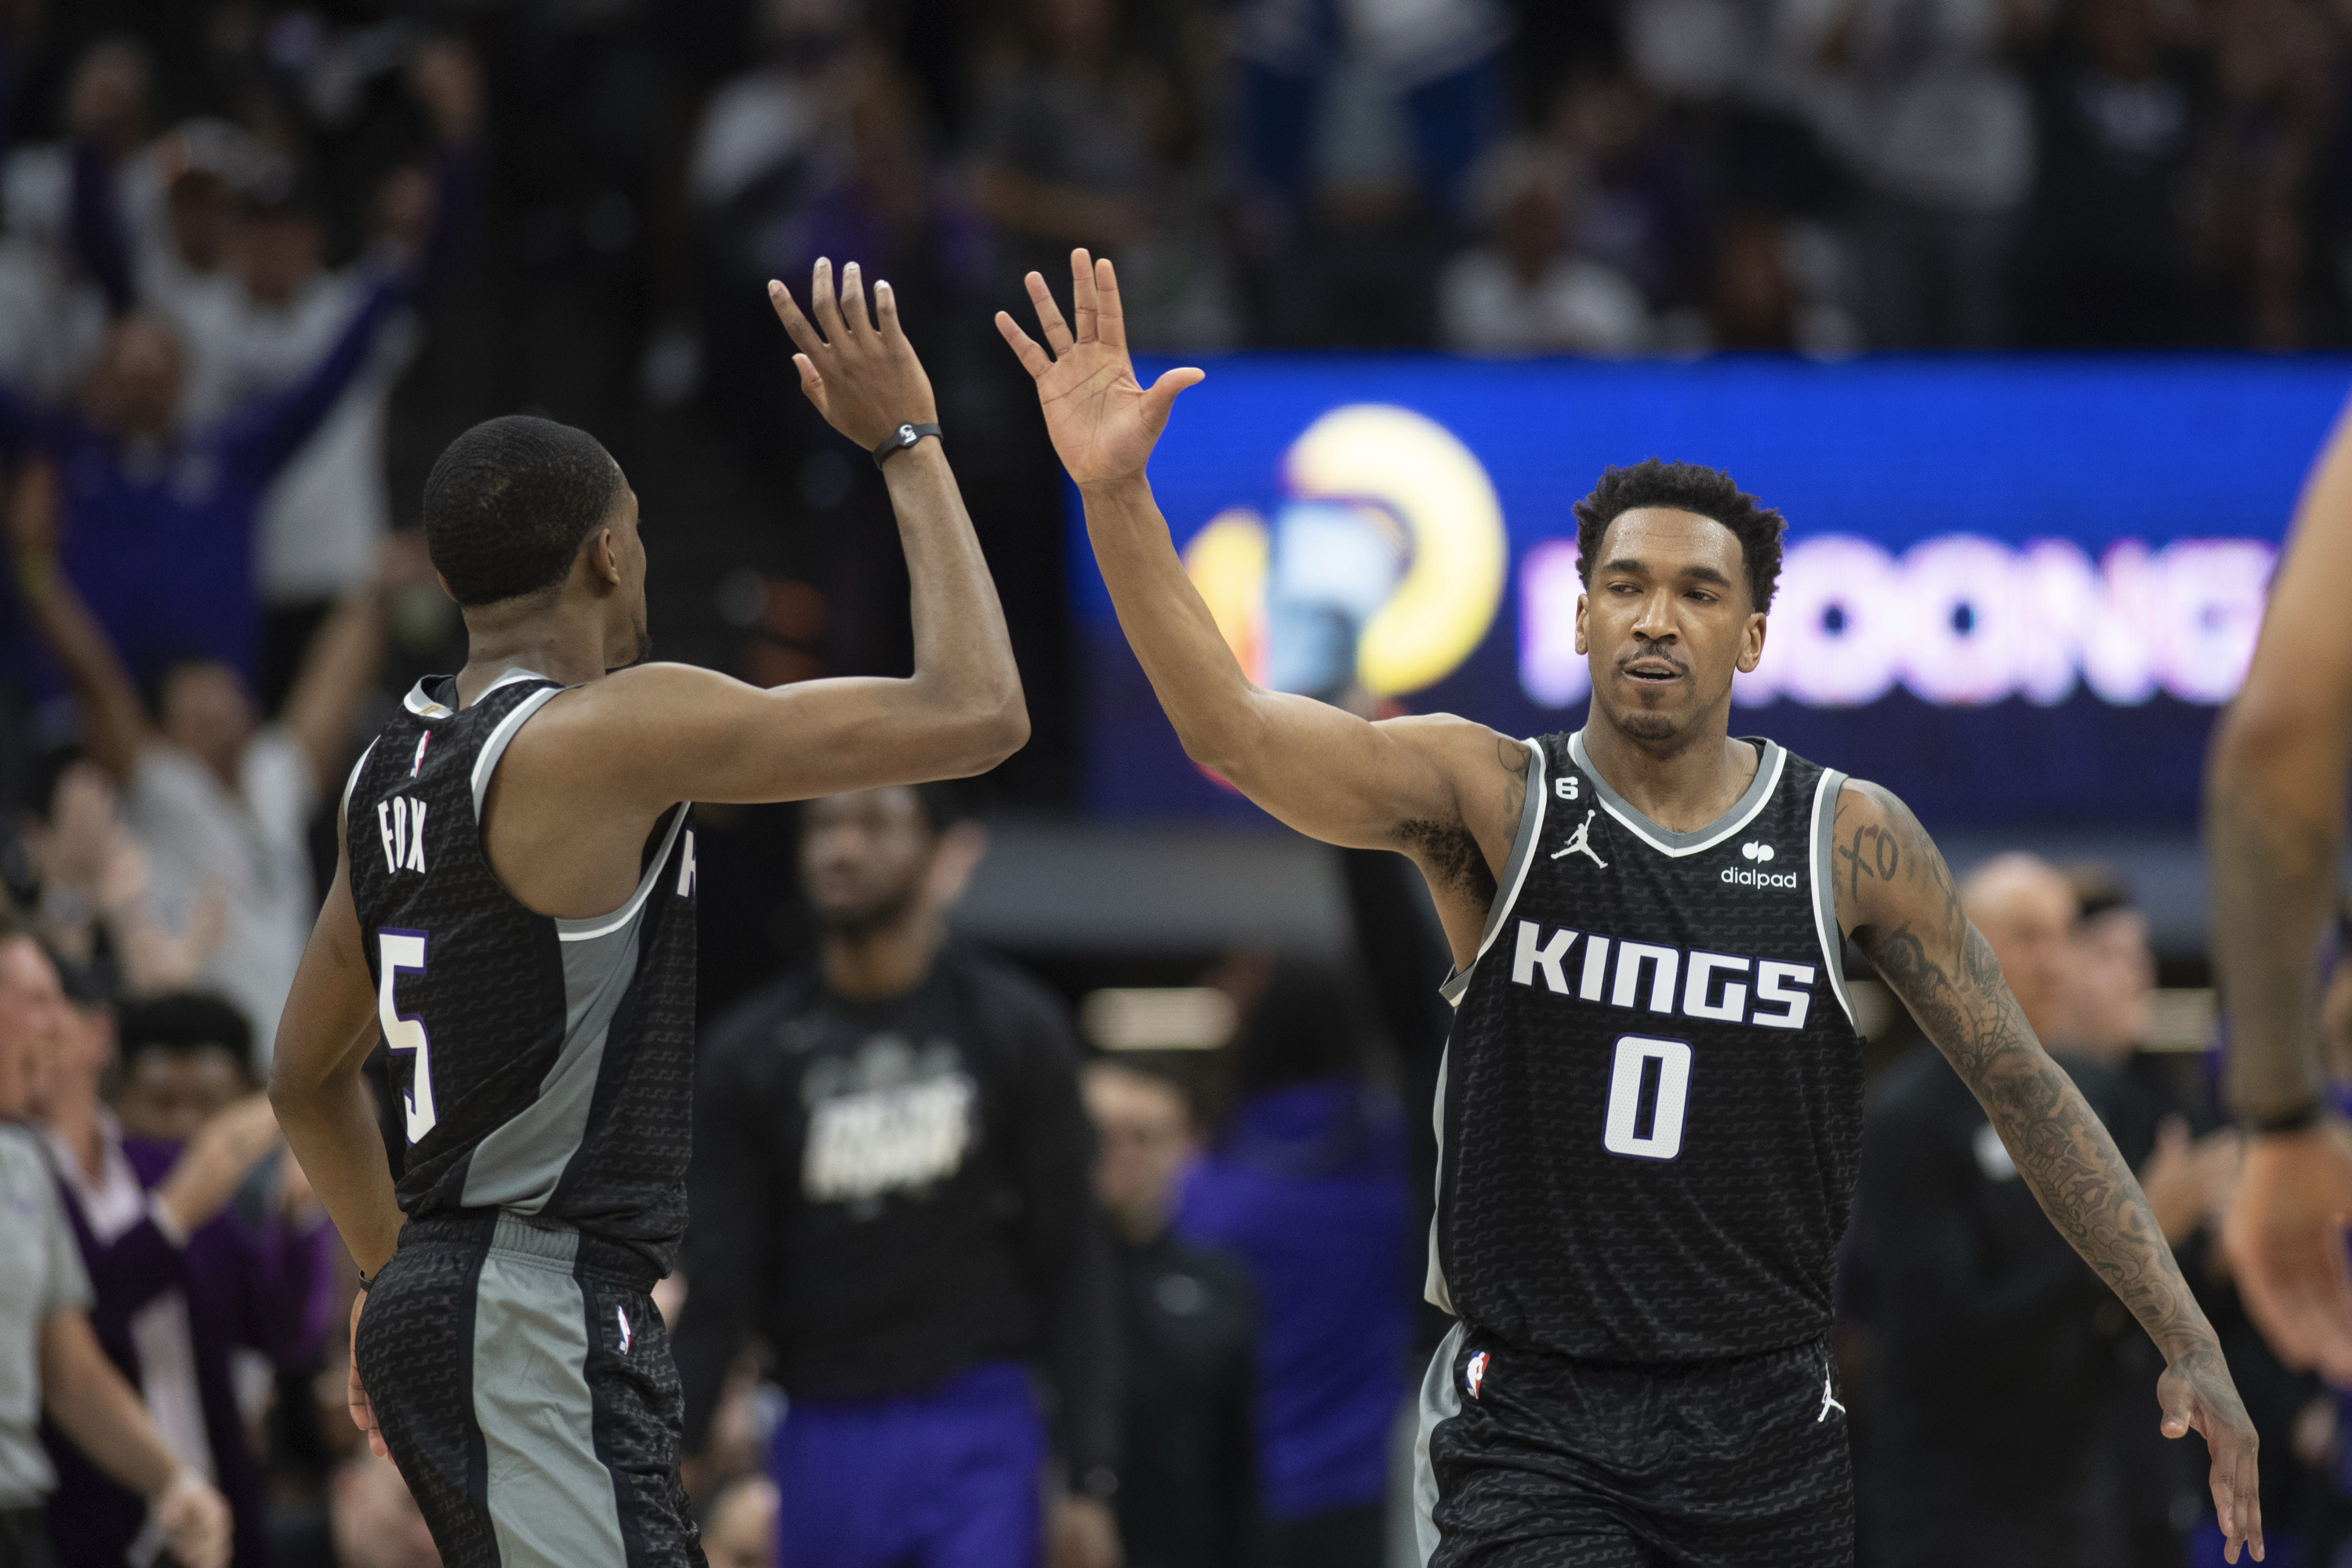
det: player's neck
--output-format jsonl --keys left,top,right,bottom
{"left": 820, "top": 910, "right": 949, "bottom": 1002}
{"left": 1577, "top": 710, "right": 1759, "bottom": 834}
{"left": 455, "top": 604, "right": 612, "bottom": 703}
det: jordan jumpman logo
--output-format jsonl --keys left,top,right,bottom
{"left": 1552, "top": 810, "right": 1608, "bottom": 869}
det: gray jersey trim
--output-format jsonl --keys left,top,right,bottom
{"left": 1567, "top": 729, "right": 1786, "bottom": 858}
{"left": 556, "top": 806, "right": 691, "bottom": 944}
{"left": 339, "top": 739, "right": 379, "bottom": 825}
{"left": 1437, "top": 738, "right": 1548, "bottom": 1007}
{"left": 1808, "top": 768, "right": 1857, "bottom": 1029}
{"left": 1413, "top": 1320, "right": 1467, "bottom": 1566}
{"left": 470, "top": 1224, "right": 627, "bottom": 1567}
{"left": 468, "top": 684, "right": 562, "bottom": 821}
{"left": 1423, "top": 1044, "right": 1454, "bottom": 1313}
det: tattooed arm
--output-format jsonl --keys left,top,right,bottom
{"left": 2206, "top": 395, "right": 2352, "bottom": 1383}
{"left": 1834, "top": 779, "right": 2265, "bottom": 1563}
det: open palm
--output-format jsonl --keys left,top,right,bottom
{"left": 997, "top": 249, "right": 1204, "bottom": 488}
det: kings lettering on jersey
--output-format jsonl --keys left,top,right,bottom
{"left": 1432, "top": 729, "right": 1864, "bottom": 1365}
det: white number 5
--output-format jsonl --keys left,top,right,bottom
{"left": 1602, "top": 1035, "right": 1691, "bottom": 1160}
{"left": 377, "top": 930, "right": 437, "bottom": 1142}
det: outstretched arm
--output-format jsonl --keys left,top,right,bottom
{"left": 518, "top": 261, "right": 1025, "bottom": 813}
{"left": 2206, "top": 394, "right": 2352, "bottom": 1382}
{"left": 1835, "top": 780, "right": 2263, "bottom": 1563}
{"left": 278, "top": 575, "right": 385, "bottom": 795}
{"left": 998, "top": 249, "right": 1522, "bottom": 956}
{"left": 8, "top": 463, "right": 149, "bottom": 782}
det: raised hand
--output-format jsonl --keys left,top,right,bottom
{"left": 996, "top": 249, "right": 1203, "bottom": 488}
{"left": 2160, "top": 1344, "right": 2266, "bottom": 1562}
{"left": 769, "top": 260, "right": 938, "bottom": 452}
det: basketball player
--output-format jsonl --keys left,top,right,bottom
{"left": 1000, "top": 250, "right": 2265, "bottom": 1564}
{"left": 2209, "top": 397, "right": 2352, "bottom": 1386}
{"left": 268, "top": 260, "right": 1026, "bottom": 1566}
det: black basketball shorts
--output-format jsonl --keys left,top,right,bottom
{"left": 353, "top": 1211, "right": 705, "bottom": 1568}
{"left": 1414, "top": 1324, "right": 1854, "bottom": 1567}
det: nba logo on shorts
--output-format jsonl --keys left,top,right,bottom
{"left": 1465, "top": 1351, "right": 1489, "bottom": 1399}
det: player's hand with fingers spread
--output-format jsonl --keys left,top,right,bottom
{"left": 768, "top": 259, "right": 937, "bottom": 452}
{"left": 996, "top": 248, "right": 1204, "bottom": 488}
{"left": 2223, "top": 1121, "right": 2352, "bottom": 1386}
{"left": 2161, "top": 1344, "right": 2265, "bottom": 1562}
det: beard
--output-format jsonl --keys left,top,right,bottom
{"left": 611, "top": 626, "right": 653, "bottom": 673}
{"left": 813, "top": 877, "right": 924, "bottom": 940}
{"left": 1616, "top": 709, "right": 1680, "bottom": 742}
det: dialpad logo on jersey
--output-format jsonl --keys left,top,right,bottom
{"left": 801, "top": 1034, "right": 978, "bottom": 1212}
{"left": 1509, "top": 920, "right": 1817, "bottom": 1030}
{"left": 1464, "top": 1350, "right": 1490, "bottom": 1399}
{"left": 1723, "top": 840, "right": 1797, "bottom": 890}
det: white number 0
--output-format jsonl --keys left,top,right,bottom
{"left": 1602, "top": 1035, "right": 1691, "bottom": 1160}
{"left": 377, "top": 931, "right": 437, "bottom": 1143}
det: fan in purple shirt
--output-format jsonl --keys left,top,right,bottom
{"left": 36, "top": 989, "right": 336, "bottom": 1568}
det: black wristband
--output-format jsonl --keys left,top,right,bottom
{"left": 2241, "top": 1100, "right": 2328, "bottom": 1136}
{"left": 354, "top": 1269, "right": 372, "bottom": 1293}
{"left": 871, "top": 422, "right": 941, "bottom": 469}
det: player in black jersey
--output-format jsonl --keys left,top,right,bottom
{"left": 1002, "top": 249, "right": 2266, "bottom": 1565}
{"left": 268, "top": 261, "right": 1028, "bottom": 1568}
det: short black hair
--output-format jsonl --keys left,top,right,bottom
{"left": 116, "top": 993, "right": 256, "bottom": 1081}
{"left": 1572, "top": 459, "right": 1786, "bottom": 612}
{"left": 423, "top": 416, "right": 624, "bottom": 607}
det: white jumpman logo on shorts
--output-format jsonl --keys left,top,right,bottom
{"left": 1818, "top": 1374, "right": 1845, "bottom": 1423}
{"left": 1552, "top": 810, "right": 1608, "bottom": 869}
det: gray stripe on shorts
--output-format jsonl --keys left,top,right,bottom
{"left": 472, "top": 1223, "right": 626, "bottom": 1567}
{"left": 1414, "top": 1320, "right": 1467, "bottom": 1567}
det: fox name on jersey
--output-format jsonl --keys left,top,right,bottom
{"left": 1432, "top": 729, "right": 1864, "bottom": 1364}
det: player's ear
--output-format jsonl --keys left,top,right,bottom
{"left": 1737, "top": 611, "right": 1766, "bottom": 675}
{"left": 586, "top": 528, "right": 621, "bottom": 588}
{"left": 1573, "top": 592, "right": 1588, "bottom": 656}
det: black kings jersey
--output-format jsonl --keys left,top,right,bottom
{"left": 345, "top": 671, "right": 699, "bottom": 1272}
{"left": 1432, "top": 729, "right": 1862, "bottom": 1363}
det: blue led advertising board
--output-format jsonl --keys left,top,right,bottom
{"left": 1072, "top": 356, "right": 2351, "bottom": 828}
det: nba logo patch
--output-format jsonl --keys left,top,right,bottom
{"left": 1465, "top": 1351, "right": 1489, "bottom": 1399}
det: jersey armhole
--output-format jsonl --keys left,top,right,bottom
{"left": 1438, "top": 737, "right": 1548, "bottom": 1007}
{"left": 469, "top": 685, "right": 564, "bottom": 822}
{"left": 1808, "top": 768, "right": 1859, "bottom": 1029}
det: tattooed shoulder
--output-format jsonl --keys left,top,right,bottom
{"left": 1832, "top": 778, "right": 1959, "bottom": 937}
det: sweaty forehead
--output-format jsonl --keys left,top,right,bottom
{"left": 1597, "top": 507, "right": 1745, "bottom": 576}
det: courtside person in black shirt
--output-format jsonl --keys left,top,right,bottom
{"left": 1001, "top": 247, "right": 2266, "bottom": 1564}
{"left": 676, "top": 785, "right": 1120, "bottom": 1568}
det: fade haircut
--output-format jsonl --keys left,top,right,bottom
{"left": 423, "top": 416, "right": 624, "bottom": 607}
{"left": 1572, "top": 459, "right": 1786, "bottom": 613}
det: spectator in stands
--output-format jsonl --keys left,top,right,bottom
{"left": 677, "top": 785, "right": 1121, "bottom": 1568}
{"left": 16, "top": 759, "right": 223, "bottom": 999}
{"left": 2016, "top": 0, "right": 2206, "bottom": 346}
{"left": 2190, "top": 0, "right": 2336, "bottom": 350}
{"left": 1546, "top": 63, "right": 1708, "bottom": 317}
{"left": 35, "top": 991, "right": 336, "bottom": 1568}
{"left": 1858, "top": 854, "right": 2215, "bottom": 1566}
{"left": 0, "top": 207, "right": 411, "bottom": 696}
{"left": 0, "top": 913, "right": 230, "bottom": 1568}
{"left": 1180, "top": 956, "right": 1411, "bottom": 1568}
{"left": 327, "top": 1450, "right": 439, "bottom": 1568}
{"left": 1439, "top": 140, "right": 1650, "bottom": 356}
{"left": 1808, "top": 0, "right": 2045, "bottom": 347}
{"left": 201, "top": 39, "right": 480, "bottom": 709}
{"left": 9, "top": 463, "right": 386, "bottom": 1054}
{"left": 1085, "top": 1058, "right": 1261, "bottom": 1568}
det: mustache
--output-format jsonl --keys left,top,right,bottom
{"left": 1617, "top": 640, "right": 1688, "bottom": 675}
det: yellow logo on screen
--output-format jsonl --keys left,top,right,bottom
{"left": 1185, "top": 405, "right": 1506, "bottom": 699}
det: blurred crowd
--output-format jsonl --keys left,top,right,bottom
{"left": 0, "top": 1, "right": 2347, "bottom": 1567}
